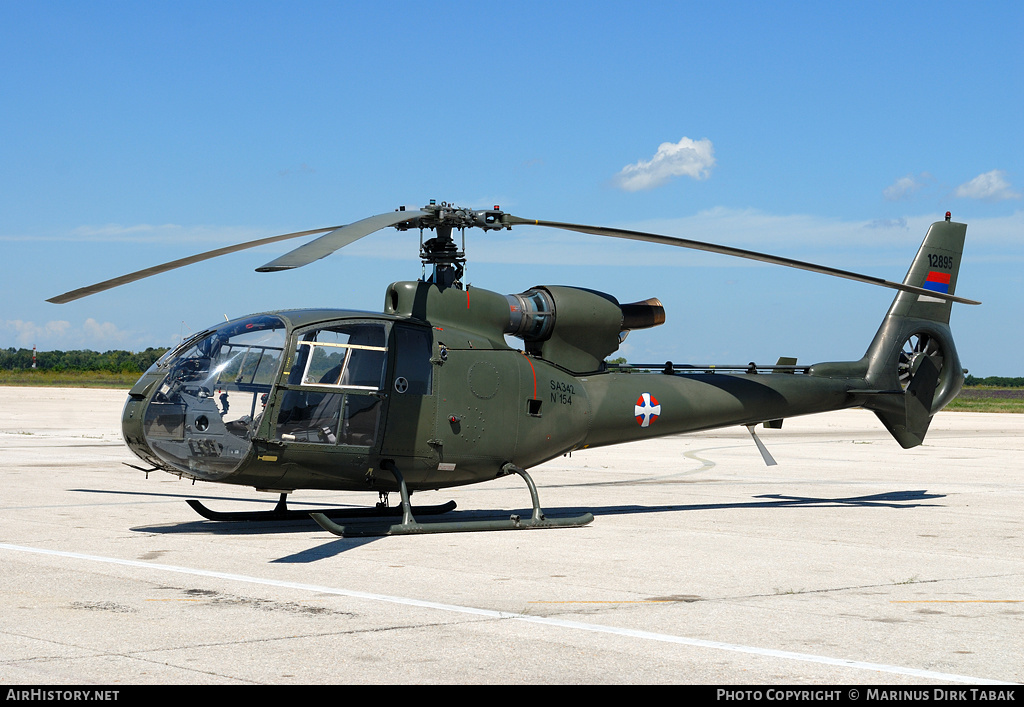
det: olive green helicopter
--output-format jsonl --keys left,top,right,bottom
{"left": 48, "top": 201, "right": 979, "bottom": 537}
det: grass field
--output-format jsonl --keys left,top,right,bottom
{"left": 945, "top": 387, "right": 1024, "bottom": 413}
{"left": 1, "top": 370, "right": 1021, "bottom": 413}
{"left": 0, "top": 370, "right": 141, "bottom": 389}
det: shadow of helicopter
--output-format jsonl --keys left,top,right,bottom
{"left": 72, "top": 486, "right": 382, "bottom": 515}
{"left": 577, "top": 489, "right": 945, "bottom": 515}
{"left": 279, "top": 489, "right": 946, "bottom": 563}
{"left": 72, "top": 487, "right": 389, "bottom": 539}
{"left": 100, "top": 487, "right": 944, "bottom": 562}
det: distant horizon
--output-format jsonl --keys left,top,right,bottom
{"left": 2, "top": 343, "right": 1021, "bottom": 383}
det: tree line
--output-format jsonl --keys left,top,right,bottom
{"left": 963, "top": 375, "right": 1024, "bottom": 388}
{"left": 0, "top": 347, "right": 169, "bottom": 373}
{"left": 3, "top": 346, "right": 1023, "bottom": 386}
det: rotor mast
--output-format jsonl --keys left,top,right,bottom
{"left": 396, "top": 200, "right": 507, "bottom": 290}
{"left": 419, "top": 223, "right": 464, "bottom": 289}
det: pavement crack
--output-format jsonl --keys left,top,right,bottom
{"left": 726, "top": 572, "right": 1021, "bottom": 601}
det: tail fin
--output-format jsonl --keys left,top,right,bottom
{"left": 861, "top": 219, "right": 967, "bottom": 448}
{"left": 883, "top": 218, "right": 967, "bottom": 326}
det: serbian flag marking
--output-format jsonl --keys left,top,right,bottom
{"left": 923, "top": 271, "right": 951, "bottom": 294}
{"left": 634, "top": 392, "right": 661, "bottom": 427}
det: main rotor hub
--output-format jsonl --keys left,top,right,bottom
{"left": 394, "top": 200, "right": 510, "bottom": 234}
{"left": 393, "top": 201, "right": 511, "bottom": 289}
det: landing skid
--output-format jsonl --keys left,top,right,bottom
{"left": 310, "top": 462, "right": 594, "bottom": 537}
{"left": 186, "top": 493, "right": 457, "bottom": 523}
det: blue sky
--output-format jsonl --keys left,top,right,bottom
{"left": 2, "top": 1, "right": 1022, "bottom": 375}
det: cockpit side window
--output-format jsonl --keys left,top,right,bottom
{"left": 291, "top": 323, "right": 387, "bottom": 391}
{"left": 275, "top": 322, "right": 388, "bottom": 446}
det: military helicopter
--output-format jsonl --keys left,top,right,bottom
{"left": 48, "top": 201, "right": 979, "bottom": 537}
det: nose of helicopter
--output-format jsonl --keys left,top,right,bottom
{"left": 123, "top": 315, "right": 287, "bottom": 480}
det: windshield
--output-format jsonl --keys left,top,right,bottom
{"left": 141, "top": 315, "right": 287, "bottom": 478}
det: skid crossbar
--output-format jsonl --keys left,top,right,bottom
{"left": 310, "top": 462, "right": 593, "bottom": 537}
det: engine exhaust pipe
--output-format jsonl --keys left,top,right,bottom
{"left": 620, "top": 298, "right": 665, "bottom": 331}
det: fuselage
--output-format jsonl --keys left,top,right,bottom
{"left": 122, "top": 300, "right": 870, "bottom": 494}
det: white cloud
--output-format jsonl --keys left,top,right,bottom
{"left": 866, "top": 217, "right": 908, "bottom": 230}
{"left": 954, "top": 170, "right": 1021, "bottom": 201}
{"left": 614, "top": 137, "right": 715, "bottom": 191}
{"left": 1, "top": 318, "right": 134, "bottom": 350}
{"left": 2, "top": 320, "right": 71, "bottom": 346}
{"left": 884, "top": 174, "right": 927, "bottom": 201}
{"left": 82, "top": 318, "right": 131, "bottom": 346}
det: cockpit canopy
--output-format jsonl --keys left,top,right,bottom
{"left": 141, "top": 315, "right": 289, "bottom": 479}
{"left": 133, "top": 313, "right": 414, "bottom": 482}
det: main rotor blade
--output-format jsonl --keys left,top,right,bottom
{"left": 46, "top": 225, "right": 346, "bottom": 304}
{"left": 508, "top": 216, "right": 981, "bottom": 306}
{"left": 256, "top": 210, "right": 427, "bottom": 272}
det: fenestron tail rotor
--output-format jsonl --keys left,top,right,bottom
{"left": 897, "top": 332, "right": 945, "bottom": 391}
